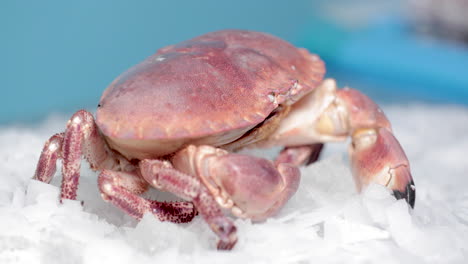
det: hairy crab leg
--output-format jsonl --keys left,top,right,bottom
{"left": 34, "top": 133, "right": 64, "bottom": 183}
{"left": 34, "top": 110, "right": 111, "bottom": 200}
{"left": 60, "top": 110, "right": 108, "bottom": 200}
{"left": 98, "top": 169, "right": 197, "bottom": 223}
{"left": 139, "top": 159, "right": 237, "bottom": 250}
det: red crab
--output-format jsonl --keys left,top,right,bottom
{"left": 34, "top": 30, "right": 415, "bottom": 250}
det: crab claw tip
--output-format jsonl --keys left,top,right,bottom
{"left": 393, "top": 179, "right": 416, "bottom": 208}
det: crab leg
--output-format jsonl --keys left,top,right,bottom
{"left": 139, "top": 159, "right": 237, "bottom": 250}
{"left": 34, "top": 110, "right": 198, "bottom": 221}
{"left": 34, "top": 133, "right": 64, "bottom": 183}
{"left": 98, "top": 169, "right": 197, "bottom": 223}
{"left": 34, "top": 110, "right": 111, "bottom": 200}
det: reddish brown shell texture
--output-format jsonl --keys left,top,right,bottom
{"left": 96, "top": 30, "right": 325, "bottom": 140}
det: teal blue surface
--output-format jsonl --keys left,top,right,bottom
{"left": 1, "top": 0, "right": 312, "bottom": 124}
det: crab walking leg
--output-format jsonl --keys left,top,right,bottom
{"left": 98, "top": 170, "right": 197, "bottom": 223}
{"left": 61, "top": 110, "right": 103, "bottom": 200}
{"left": 34, "top": 110, "right": 198, "bottom": 221}
{"left": 34, "top": 110, "right": 109, "bottom": 199}
{"left": 34, "top": 133, "right": 64, "bottom": 183}
{"left": 139, "top": 159, "right": 237, "bottom": 250}
{"left": 33, "top": 110, "right": 113, "bottom": 200}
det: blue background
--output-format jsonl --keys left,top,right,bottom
{"left": 2, "top": 0, "right": 316, "bottom": 124}
{"left": 2, "top": 0, "right": 467, "bottom": 125}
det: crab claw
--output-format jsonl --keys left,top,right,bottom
{"left": 350, "top": 127, "right": 416, "bottom": 207}
{"left": 171, "top": 145, "right": 301, "bottom": 221}
{"left": 257, "top": 80, "right": 416, "bottom": 207}
{"left": 205, "top": 152, "right": 301, "bottom": 221}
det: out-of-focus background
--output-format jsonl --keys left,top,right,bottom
{"left": 2, "top": 1, "right": 468, "bottom": 263}
{"left": 2, "top": 0, "right": 468, "bottom": 124}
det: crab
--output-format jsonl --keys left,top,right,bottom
{"left": 34, "top": 30, "right": 415, "bottom": 250}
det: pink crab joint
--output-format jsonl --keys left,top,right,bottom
{"left": 33, "top": 30, "right": 415, "bottom": 250}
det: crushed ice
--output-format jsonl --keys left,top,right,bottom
{"left": 1, "top": 104, "right": 468, "bottom": 263}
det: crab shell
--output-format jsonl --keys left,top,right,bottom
{"left": 96, "top": 30, "right": 325, "bottom": 160}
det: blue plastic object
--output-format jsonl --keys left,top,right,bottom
{"left": 300, "top": 16, "right": 468, "bottom": 105}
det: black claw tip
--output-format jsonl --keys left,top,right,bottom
{"left": 393, "top": 180, "right": 416, "bottom": 208}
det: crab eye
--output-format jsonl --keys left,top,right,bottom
{"left": 97, "top": 103, "right": 102, "bottom": 108}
